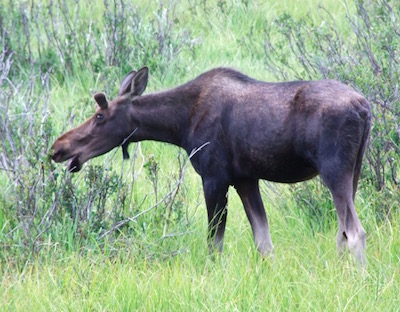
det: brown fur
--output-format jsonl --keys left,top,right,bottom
{"left": 51, "top": 67, "right": 371, "bottom": 264}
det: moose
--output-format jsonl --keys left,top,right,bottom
{"left": 51, "top": 67, "right": 371, "bottom": 264}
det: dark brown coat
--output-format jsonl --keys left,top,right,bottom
{"left": 51, "top": 67, "right": 371, "bottom": 264}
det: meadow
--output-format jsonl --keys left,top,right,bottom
{"left": 1, "top": 0, "right": 399, "bottom": 310}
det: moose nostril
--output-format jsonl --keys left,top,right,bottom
{"left": 51, "top": 148, "right": 65, "bottom": 161}
{"left": 51, "top": 151, "right": 58, "bottom": 161}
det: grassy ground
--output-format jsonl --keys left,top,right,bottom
{"left": 2, "top": 208, "right": 399, "bottom": 311}
{"left": 1, "top": 0, "right": 399, "bottom": 311}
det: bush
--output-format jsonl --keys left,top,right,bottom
{"left": 0, "top": 63, "right": 191, "bottom": 263}
{"left": 0, "top": 1, "right": 195, "bottom": 262}
{"left": 0, "top": 0, "right": 197, "bottom": 89}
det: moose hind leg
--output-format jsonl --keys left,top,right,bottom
{"left": 235, "top": 179, "right": 274, "bottom": 256}
{"left": 203, "top": 178, "right": 229, "bottom": 253}
{"left": 321, "top": 171, "right": 366, "bottom": 265}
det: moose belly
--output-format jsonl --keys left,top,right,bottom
{"left": 233, "top": 150, "right": 318, "bottom": 183}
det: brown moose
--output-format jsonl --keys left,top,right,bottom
{"left": 51, "top": 67, "right": 371, "bottom": 264}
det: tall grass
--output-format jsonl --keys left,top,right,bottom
{"left": 1, "top": 210, "right": 399, "bottom": 310}
{"left": 1, "top": 0, "right": 399, "bottom": 310}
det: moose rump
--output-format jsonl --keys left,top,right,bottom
{"left": 51, "top": 67, "right": 371, "bottom": 265}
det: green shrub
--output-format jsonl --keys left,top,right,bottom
{"left": 0, "top": 0, "right": 197, "bottom": 88}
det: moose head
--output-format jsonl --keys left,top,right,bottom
{"left": 51, "top": 67, "right": 149, "bottom": 172}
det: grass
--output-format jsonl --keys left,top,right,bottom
{"left": 1, "top": 0, "right": 400, "bottom": 310}
{"left": 1, "top": 209, "right": 399, "bottom": 311}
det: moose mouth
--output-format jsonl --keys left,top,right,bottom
{"left": 67, "top": 154, "right": 83, "bottom": 172}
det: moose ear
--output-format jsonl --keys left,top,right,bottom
{"left": 94, "top": 92, "right": 108, "bottom": 109}
{"left": 118, "top": 67, "right": 149, "bottom": 98}
{"left": 118, "top": 70, "right": 137, "bottom": 96}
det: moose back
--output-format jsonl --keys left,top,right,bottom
{"left": 51, "top": 67, "right": 371, "bottom": 264}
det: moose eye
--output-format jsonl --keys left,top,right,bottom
{"left": 95, "top": 114, "right": 104, "bottom": 121}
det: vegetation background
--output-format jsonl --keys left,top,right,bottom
{"left": 1, "top": 0, "right": 399, "bottom": 310}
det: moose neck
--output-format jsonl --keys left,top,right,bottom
{"left": 129, "top": 85, "right": 198, "bottom": 147}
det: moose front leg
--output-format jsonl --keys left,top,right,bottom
{"left": 235, "top": 179, "right": 274, "bottom": 256}
{"left": 202, "top": 178, "right": 229, "bottom": 253}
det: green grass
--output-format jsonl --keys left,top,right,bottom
{"left": 1, "top": 208, "right": 399, "bottom": 311}
{"left": 1, "top": 0, "right": 399, "bottom": 310}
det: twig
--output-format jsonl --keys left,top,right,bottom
{"left": 99, "top": 141, "right": 210, "bottom": 240}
